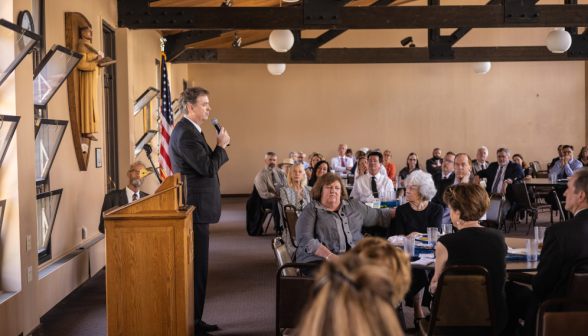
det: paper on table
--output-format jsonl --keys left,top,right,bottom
{"left": 508, "top": 248, "right": 527, "bottom": 255}
{"left": 419, "top": 253, "right": 435, "bottom": 259}
{"left": 388, "top": 236, "right": 424, "bottom": 246}
{"left": 412, "top": 258, "right": 435, "bottom": 266}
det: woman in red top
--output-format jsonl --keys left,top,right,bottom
{"left": 383, "top": 149, "right": 396, "bottom": 181}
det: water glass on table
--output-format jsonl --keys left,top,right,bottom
{"left": 427, "top": 227, "right": 438, "bottom": 247}
{"left": 534, "top": 226, "right": 546, "bottom": 247}
{"left": 404, "top": 237, "right": 415, "bottom": 257}
{"left": 442, "top": 224, "right": 453, "bottom": 235}
{"left": 399, "top": 195, "right": 406, "bottom": 205}
{"left": 526, "top": 239, "right": 539, "bottom": 262}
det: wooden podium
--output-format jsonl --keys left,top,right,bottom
{"left": 104, "top": 174, "right": 194, "bottom": 336}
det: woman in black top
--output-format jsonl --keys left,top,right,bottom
{"left": 398, "top": 152, "right": 421, "bottom": 182}
{"left": 578, "top": 146, "right": 588, "bottom": 167}
{"left": 388, "top": 170, "right": 442, "bottom": 324}
{"left": 430, "top": 183, "right": 508, "bottom": 336}
{"left": 307, "top": 160, "right": 330, "bottom": 187}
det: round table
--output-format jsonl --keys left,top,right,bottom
{"left": 524, "top": 178, "right": 567, "bottom": 187}
{"left": 409, "top": 237, "right": 539, "bottom": 272}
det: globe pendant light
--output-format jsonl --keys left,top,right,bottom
{"left": 269, "top": 30, "right": 295, "bottom": 52}
{"left": 546, "top": 28, "right": 572, "bottom": 53}
{"left": 267, "top": 63, "right": 286, "bottom": 75}
{"left": 472, "top": 62, "right": 491, "bottom": 74}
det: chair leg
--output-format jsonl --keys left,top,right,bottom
{"left": 397, "top": 304, "right": 407, "bottom": 331}
{"left": 264, "top": 214, "right": 273, "bottom": 233}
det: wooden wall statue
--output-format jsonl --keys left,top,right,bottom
{"left": 65, "top": 12, "right": 92, "bottom": 171}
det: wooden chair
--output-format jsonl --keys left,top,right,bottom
{"left": 261, "top": 206, "right": 274, "bottom": 234}
{"left": 272, "top": 237, "right": 297, "bottom": 277}
{"left": 282, "top": 205, "right": 299, "bottom": 248}
{"left": 566, "top": 259, "right": 588, "bottom": 300}
{"left": 481, "top": 193, "right": 505, "bottom": 230}
{"left": 511, "top": 182, "right": 552, "bottom": 235}
{"left": 536, "top": 298, "right": 588, "bottom": 336}
{"left": 418, "top": 265, "right": 497, "bottom": 336}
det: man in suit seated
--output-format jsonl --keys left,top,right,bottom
{"left": 548, "top": 144, "right": 564, "bottom": 172}
{"left": 254, "top": 152, "right": 287, "bottom": 236}
{"left": 546, "top": 145, "right": 583, "bottom": 211}
{"left": 350, "top": 151, "right": 395, "bottom": 201}
{"left": 98, "top": 161, "right": 149, "bottom": 233}
{"left": 433, "top": 153, "right": 474, "bottom": 224}
{"left": 434, "top": 152, "right": 455, "bottom": 182}
{"left": 473, "top": 148, "right": 524, "bottom": 219}
{"left": 426, "top": 148, "right": 443, "bottom": 177}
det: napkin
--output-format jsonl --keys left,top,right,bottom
{"left": 387, "top": 236, "right": 405, "bottom": 245}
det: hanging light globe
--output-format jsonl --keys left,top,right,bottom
{"left": 281, "top": 0, "right": 300, "bottom": 2}
{"left": 269, "top": 30, "right": 295, "bottom": 52}
{"left": 546, "top": 28, "right": 572, "bottom": 53}
{"left": 472, "top": 62, "right": 491, "bottom": 74}
{"left": 267, "top": 64, "right": 286, "bottom": 75}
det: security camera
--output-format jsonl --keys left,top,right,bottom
{"left": 401, "top": 36, "right": 415, "bottom": 47}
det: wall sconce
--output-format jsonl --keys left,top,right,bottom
{"left": 35, "top": 119, "right": 68, "bottom": 185}
{"left": 0, "top": 19, "right": 42, "bottom": 87}
{"left": 134, "top": 130, "right": 158, "bottom": 158}
{"left": 36, "top": 189, "right": 63, "bottom": 255}
{"left": 134, "top": 87, "right": 160, "bottom": 116}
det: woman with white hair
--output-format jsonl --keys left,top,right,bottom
{"left": 391, "top": 169, "right": 443, "bottom": 325}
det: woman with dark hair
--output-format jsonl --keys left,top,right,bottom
{"left": 398, "top": 153, "right": 421, "bottom": 184}
{"left": 306, "top": 153, "right": 325, "bottom": 180}
{"left": 308, "top": 160, "right": 330, "bottom": 187}
{"left": 578, "top": 146, "right": 588, "bottom": 167}
{"left": 512, "top": 154, "right": 532, "bottom": 180}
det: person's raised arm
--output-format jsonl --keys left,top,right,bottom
{"left": 179, "top": 130, "right": 228, "bottom": 179}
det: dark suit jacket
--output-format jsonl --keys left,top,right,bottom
{"left": 476, "top": 161, "right": 524, "bottom": 201}
{"left": 99, "top": 188, "right": 149, "bottom": 233}
{"left": 434, "top": 171, "right": 455, "bottom": 182}
{"left": 432, "top": 175, "right": 455, "bottom": 208}
{"left": 532, "top": 209, "right": 588, "bottom": 301}
{"left": 426, "top": 157, "right": 443, "bottom": 176}
{"left": 548, "top": 157, "right": 560, "bottom": 170}
{"left": 246, "top": 185, "right": 264, "bottom": 236}
{"left": 169, "top": 117, "right": 229, "bottom": 224}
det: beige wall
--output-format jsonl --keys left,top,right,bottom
{"left": 188, "top": 27, "right": 585, "bottom": 195}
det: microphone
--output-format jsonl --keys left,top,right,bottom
{"left": 211, "top": 118, "right": 230, "bottom": 146}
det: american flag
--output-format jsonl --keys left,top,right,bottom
{"left": 159, "top": 53, "right": 174, "bottom": 178}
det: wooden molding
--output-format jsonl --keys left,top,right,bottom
{"left": 65, "top": 12, "right": 92, "bottom": 171}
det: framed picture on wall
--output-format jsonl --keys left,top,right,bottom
{"left": 96, "top": 148, "right": 102, "bottom": 168}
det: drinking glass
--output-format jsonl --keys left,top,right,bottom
{"left": 427, "top": 227, "right": 438, "bottom": 247}
{"left": 404, "top": 237, "right": 415, "bottom": 257}
{"left": 534, "top": 226, "right": 546, "bottom": 245}
{"left": 442, "top": 224, "right": 453, "bottom": 235}
{"left": 373, "top": 198, "right": 381, "bottom": 209}
{"left": 399, "top": 196, "right": 406, "bottom": 205}
{"left": 526, "top": 239, "right": 538, "bottom": 262}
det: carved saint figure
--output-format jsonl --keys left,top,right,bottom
{"left": 76, "top": 26, "right": 103, "bottom": 142}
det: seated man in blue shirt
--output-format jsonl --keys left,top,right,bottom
{"left": 547, "top": 145, "right": 582, "bottom": 210}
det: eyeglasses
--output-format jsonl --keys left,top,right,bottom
{"left": 408, "top": 159, "right": 417, "bottom": 162}
{"left": 129, "top": 169, "right": 141, "bottom": 174}
{"left": 563, "top": 151, "right": 572, "bottom": 154}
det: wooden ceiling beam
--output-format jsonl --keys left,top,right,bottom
{"left": 119, "top": 4, "right": 588, "bottom": 30}
{"left": 169, "top": 46, "right": 585, "bottom": 64}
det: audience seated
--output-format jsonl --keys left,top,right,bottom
{"left": 306, "top": 152, "right": 324, "bottom": 180}
{"left": 398, "top": 152, "right": 421, "bottom": 184}
{"left": 331, "top": 144, "right": 354, "bottom": 174}
{"left": 383, "top": 149, "right": 396, "bottom": 181}
{"left": 350, "top": 150, "right": 366, "bottom": 175}
{"left": 547, "top": 145, "right": 582, "bottom": 210}
{"left": 289, "top": 151, "right": 298, "bottom": 163}
{"left": 350, "top": 152, "right": 395, "bottom": 202}
{"left": 548, "top": 144, "right": 564, "bottom": 171}
{"left": 254, "top": 152, "right": 287, "bottom": 235}
{"left": 295, "top": 173, "right": 392, "bottom": 274}
{"left": 279, "top": 163, "right": 312, "bottom": 254}
{"left": 345, "top": 148, "right": 356, "bottom": 165}
{"left": 298, "top": 151, "right": 309, "bottom": 169}
{"left": 308, "top": 160, "right": 330, "bottom": 187}
{"left": 278, "top": 158, "right": 293, "bottom": 176}
{"left": 512, "top": 154, "right": 532, "bottom": 180}
{"left": 296, "top": 249, "right": 410, "bottom": 336}
{"left": 472, "top": 146, "right": 489, "bottom": 176}
{"left": 434, "top": 152, "right": 455, "bottom": 182}
{"left": 473, "top": 148, "right": 524, "bottom": 219}
{"left": 354, "top": 156, "right": 368, "bottom": 179}
{"left": 506, "top": 168, "right": 588, "bottom": 336}
{"left": 430, "top": 183, "right": 508, "bottom": 336}
{"left": 389, "top": 169, "right": 442, "bottom": 322}
{"left": 579, "top": 146, "right": 588, "bottom": 167}
{"left": 354, "top": 151, "right": 386, "bottom": 178}
{"left": 433, "top": 153, "right": 473, "bottom": 224}
{"left": 426, "top": 148, "right": 443, "bottom": 177}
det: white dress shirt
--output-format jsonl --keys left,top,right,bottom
{"left": 441, "top": 172, "right": 453, "bottom": 180}
{"left": 183, "top": 116, "right": 202, "bottom": 133}
{"left": 350, "top": 172, "right": 395, "bottom": 202}
{"left": 331, "top": 156, "right": 354, "bottom": 174}
{"left": 125, "top": 186, "right": 141, "bottom": 203}
{"left": 355, "top": 164, "right": 386, "bottom": 179}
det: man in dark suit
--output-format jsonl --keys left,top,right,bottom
{"left": 548, "top": 144, "right": 564, "bottom": 171}
{"left": 473, "top": 148, "right": 524, "bottom": 218}
{"left": 169, "top": 87, "right": 230, "bottom": 336}
{"left": 98, "top": 161, "right": 149, "bottom": 234}
{"left": 434, "top": 152, "right": 455, "bottom": 182}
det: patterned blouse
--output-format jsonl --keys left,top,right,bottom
{"left": 280, "top": 186, "right": 312, "bottom": 215}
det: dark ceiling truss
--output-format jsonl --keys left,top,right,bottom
{"left": 118, "top": 1, "right": 588, "bottom": 30}
{"left": 120, "top": 0, "right": 588, "bottom": 64}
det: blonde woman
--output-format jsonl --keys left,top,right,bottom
{"left": 306, "top": 152, "right": 325, "bottom": 180}
{"left": 280, "top": 163, "right": 312, "bottom": 254}
{"left": 297, "top": 240, "right": 411, "bottom": 336}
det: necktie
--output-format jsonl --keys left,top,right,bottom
{"left": 271, "top": 171, "right": 277, "bottom": 186}
{"left": 492, "top": 166, "right": 503, "bottom": 193}
{"left": 132, "top": 193, "right": 138, "bottom": 201}
{"left": 341, "top": 157, "right": 345, "bottom": 167}
{"left": 443, "top": 176, "right": 447, "bottom": 180}
{"left": 371, "top": 176, "right": 379, "bottom": 198}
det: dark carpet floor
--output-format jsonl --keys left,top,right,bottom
{"left": 41, "top": 198, "right": 559, "bottom": 336}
